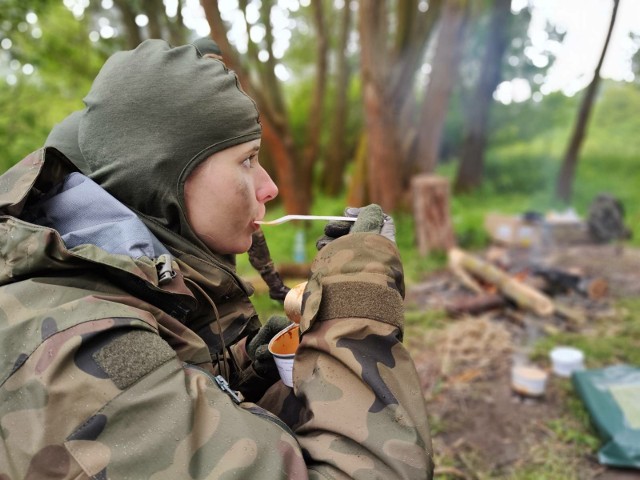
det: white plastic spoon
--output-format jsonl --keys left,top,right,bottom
{"left": 255, "top": 215, "right": 357, "bottom": 226}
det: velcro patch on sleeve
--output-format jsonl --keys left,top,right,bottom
{"left": 317, "top": 282, "right": 404, "bottom": 332}
{"left": 93, "top": 330, "right": 176, "bottom": 390}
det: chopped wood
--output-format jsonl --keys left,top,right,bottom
{"left": 450, "top": 264, "right": 484, "bottom": 294}
{"left": 445, "top": 293, "right": 507, "bottom": 316}
{"left": 449, "top": 248, "right": 554, "bottom": 317}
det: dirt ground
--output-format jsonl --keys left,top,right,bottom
{"left": 404, "top": 244, "right": 640, "bottom": 479}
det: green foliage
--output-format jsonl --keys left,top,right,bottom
{"left": 0, "top": 2, "right": 109, "bottom": 171}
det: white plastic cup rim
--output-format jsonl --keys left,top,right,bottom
{"left": 550, "top": 346, "right": 585, "bottom": 377}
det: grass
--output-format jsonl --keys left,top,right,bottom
{"left": 531, "top": 297, "right": 640, "bottom": 368}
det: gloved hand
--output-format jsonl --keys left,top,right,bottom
{"left": 316, "top": 204, "right": 396, "bottom": 250}
{"left": 246, "top": 315, "right": 292, "bottom": 378}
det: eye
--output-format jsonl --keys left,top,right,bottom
{"left": 242, "top": 154, "right": 257, "bottom": 168}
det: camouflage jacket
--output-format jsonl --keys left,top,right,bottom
{"left": 0, "top": 149, "right": 433, "bottom": 479}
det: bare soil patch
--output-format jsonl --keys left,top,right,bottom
{"left": 405, "top": 244, "right": 640, "bottom": 479}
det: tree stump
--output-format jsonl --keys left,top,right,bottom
{"left": 411, "top": 174, "right": 456, "bottom": 255}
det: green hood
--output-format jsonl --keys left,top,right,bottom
{"left": 77, "top": 39, "right": 262, "bottom": 263}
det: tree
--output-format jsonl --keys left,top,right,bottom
{"left": 322, "top": 2, "right": 354, "bottom": 196}
{"left": 0, "top": 2, "right": 107, "bottom": 169}
{"left": 413, "top": 0, "right": 469, "bottom": 176}
{"left": 555, "top": 0, "right": 621, "bottom": 203}
{"left": 357, "top": 0, "right": 443, "bottom": 211}
{"left": 110, "top": 0, "right": 188, "bottom": 49}
{"left": 454, "top": 0, "right": 511, "bottom": 193}
{"left": 299, "top": 0, "right": 329, "bottom": 208}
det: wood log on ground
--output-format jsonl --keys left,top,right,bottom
{"left": 448, "top": 248, "right": 554, "bottom": 317}
{"left": 411, "top": 174, "right": 456, "bottom": 255}
{"left": 445, "top": 293, "right": 507, "bottom": 316}
{"left": 450, "top": 264, "right": 484, "bottom": 294}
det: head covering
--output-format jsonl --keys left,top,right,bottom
{"left": 45, "top": 110, "right": 89, "bottom": 173}
{"left": 44, "top": 37, "right": 224, "bottom": 179}
{"left": 191, "top": 36, "right": 223, "bottom": 57}
{"left": 77, "top": 39, "right": 261, "bottom": 256}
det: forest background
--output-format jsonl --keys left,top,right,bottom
{"left": 2, "top": 1, "right": 640, "bottom": 478}
{"left": 1, "top": 0, "right": 639, "bottom": 272}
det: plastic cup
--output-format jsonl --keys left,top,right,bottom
{"left": 268, "top": 323, "right": 299, "bottom": 387}
{"left": 550, "top": 346, "right": 585, "bottom": 377}
{"left": 511, "top": 365, "right": 548, "bottom": 397}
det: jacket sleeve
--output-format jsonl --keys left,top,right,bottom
{"left": 292, "top": 232, "right": 434, "bottom": 479}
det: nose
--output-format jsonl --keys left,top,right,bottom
{"left": 256, "top": 165, "right": 278, "bottom": 203}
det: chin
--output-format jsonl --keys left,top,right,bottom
{"left": 230, "top": 237, "right": 253, "bottom": 255}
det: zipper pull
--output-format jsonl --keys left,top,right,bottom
{"left": 214, "top": 375, "right": 244, "bottom": 404}
{"left": 156, "top": 253, "right": 176, "bottom": 285}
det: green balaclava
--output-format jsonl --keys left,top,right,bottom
{"left": 45, "top": 109, "right": 89, "bottom": 173}
{"left": 77, "top": 39, "right": 262, "bottom": 259}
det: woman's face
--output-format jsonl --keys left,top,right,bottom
{"left": 184, "top": 139, "right": 278, "bottom": 254}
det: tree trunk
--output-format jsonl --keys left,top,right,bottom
{"left": 392, "top": 0, "right": 443, "bottom": 167}
{"left": 359, "top": 0, "right": 403, "bottom": 212}
{"left": 414, "top": 0, "right": 468, "bottom": 174}
{"left": 142, "top": 0, "right": 163, "bottom": 39}
{"left": 322, "top": 2, "right": 352, "bottom": 195}
{"left": 555, "top": 0, "right": 620, "bottom": 203}
{"left": 113, "top": 0, "right": 142, "bottom": 49}
{"left": 346, "top": 132, "right": 369, "bottom": 207}
{"left": 454, "top": 0, "right": 511, "bottom": 193}
{"left": 300, "top": 0, "right": 328, "bottom": 207}
{"left": 411, "top": 174, "right": 456, "bottom": 255}
{"left": 165, "top": 0, "right": 187, "bottom": 46}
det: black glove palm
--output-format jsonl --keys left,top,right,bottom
{"left": 246, "top": 315, "right": 292, "bottom": 378}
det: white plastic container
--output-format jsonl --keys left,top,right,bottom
{"left": 511, "top": 365, "right": 548, "bottom": 397}
{"left": 550, "top": 346, "right": 585, "bottom": 377}
{"left": 268, "top": 323, "right": 299, "bottom": 387}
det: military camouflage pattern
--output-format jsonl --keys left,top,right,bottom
{"left": 0, "top": 148, "right": 433, "bottom": 479}
{"left": 248, "top": 228, "right": 291, "bottom": 302}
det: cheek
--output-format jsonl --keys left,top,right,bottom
{"left": 232, "top": 177, "right": 255, "bottom": 210}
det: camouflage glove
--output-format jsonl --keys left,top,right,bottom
{"left": 316, "top": 204, "right": 395, "bottom": 250}
{"left": 246, "top": 315, "right": 292, "bottom": 378}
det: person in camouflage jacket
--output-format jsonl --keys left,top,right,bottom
{"left": 0, "top": 39, "right": 433, "bottom": 479}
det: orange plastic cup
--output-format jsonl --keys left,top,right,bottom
{"left": 268, "top": 323, "right": 299, "bottom": 387}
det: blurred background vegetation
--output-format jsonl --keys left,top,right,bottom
{"left": 1, "top": 0, "right": 638, "bottom": 277}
